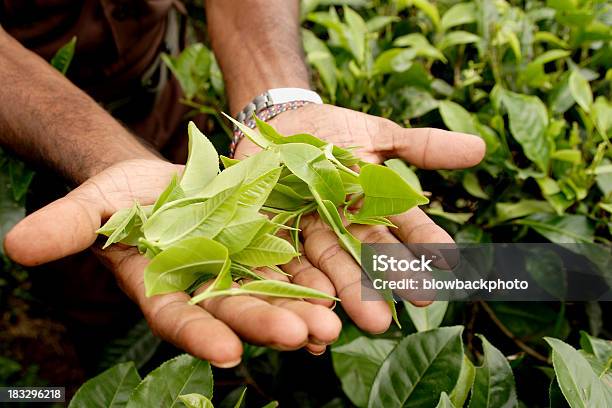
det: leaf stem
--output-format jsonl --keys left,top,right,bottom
{"left": 478, "top": 301, "right": 550, "bottom": 364}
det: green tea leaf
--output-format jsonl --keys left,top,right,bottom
{"left": 426, "top": 208, "right": 473, "bottom": 224}
{"left": 280, "top": 143, "right": 345, "bottom": 205}
{"left": 181, "top": 122, "right": 219, "bottom": 196}
{"left": 51, "top": 36, "right": 77, "bottom": 74}
{"left": 384, "top": 159, "right": 423, "bottom": 193}
{"left": 356, "top": 164, "right": 428, "bottom": 219}
{"left": 408, "top": 0, "right": 441, "bottom": 32}
{"left": 450, "top": 355, "right": 476, "bottom": 407}
{"left": 280, "top": 173, "right": 315, "bottom": 197}
{"left": 126, "top": 354, "right": 212, "bottom": 408}
{"left": 366, "top": 15, "right": 399, "bottom": 32}
{"left": 233, "top": 387, "right": 247, "bottom": 408}
{"left": 462, "top": 172, "right": 489, "bottom": 200}
{"left": 265, "top": 184, "right": 311, "bottom": 210}
{"left": 144, "top": 237, "right": 229, "bottom": 296}
{"left": 394, "top": 33, "right": 446, "bottom": 61}
{"left": 569, "top": 70, "right": 593, "bottom": 113}
{"left": 438, "top": 100, "right": 479, "bottom": 136}
{"left": 202, "top": 251, "right": 233, "bottom": 294}
{"left": 216, "top": 208, "right": 269, "bottom": 254}
{"left": 550, "top": 376, "right": 571, "bottom": 408}
{"left": 220, "top": 155, "right": 240, "bottom": 169}
{"left": 493, "top": 200, "right": 553, "bottom": 224}
{"left": 316, "top": 198, "right": 362, "bottom": 262}
{"left": 374, "top": 48, "right": 416, "bottom": 74}
{"left": 99, "top": 203, "right": 148, "bottom": 249}
{"left": 98, "top": 207, "right": 135, "bottom": 240}
{"left": 200, "top": 150, "right": 281, "bottom": 198}
{"left": 343, "top": 5, "right": 367, "bottom": 62}
{"left": 534, "top": 31, "right": 569, "bottom": 49}
{"left": 368, "top": 326, "right": 464, "bottom": 408}
{"left": 551, "top": 149, "right": 582, "bottom": 164}
{"left": 237, "top": 167, "right": 282, "bottom": 208}
{"left": 340, "top": 169, "right": 363, "bottom": 195}
{"left": 592, "top": 97, "right": 612, "bottom": 138}
{"left": 179, "top": 394, "right": 213, "bottom": 408}
{"left": 275, "top": 133, "right": 360, "bottom": 167}
{"left": 98, "top": 319, "right": 160, "bottom": 371}
{"left": 579, "top": 331, "right": 612, "bottom": 367}
{"left": 69, "top": 362, "right": 141, "bottom": 408}
{"left": 230, "top": 263, "right": 264, "bottom": 281}
{"left": 438, "top": 31, "right": 480, "bottom": 50}
{"left": 347, "top": 215, "right": 395, "bottom": 227}
{"left": 545, "top": 337, "right": 609, "bottom": 408}
{"left": 253, "top": 116, "right": 284, "bottom": 144}
{"left": 190, "top": 280, "right": 338, "bottom": 304}
{"left": 441, "top": 2, "right": 476, "bottom": 30}
{"left": 302, "top": 29, "right": 338, "bottom": 99}
{"left": 436, "top": 392, "right": 456, "bottom": 408}
{"left": 515, "top": 213, "right": 594, "bottom": 243}
{"left": 468, "top": 335, "right": 518, "bottom": 408}
{"left": 231, "top": 233, "right": 297, "bottom": 267}
{"left": 332, "top": 337, "right": 397, "bottom": 408}
{"left": 501, "top": 90, "right": 550, "bottom": 172}
{"left": 153, "top": 174, "right": 185, "bottom": 213}
{"left": 222, "top": 112, "right": 272, "bottom": 149}
{"left": 161, "top": 43, "right": 212, "bottom": 100}
{"left": 144, "top": 187, "right": 238, "bottom": 248}
{"left": 403, "top": 301, "right": 448, "bottom": 332}
{"left": 235, "top": 280, "right": 338, "bottom": 300}
{"left": 525, "top": 248, "right": 567, "bottom": 300}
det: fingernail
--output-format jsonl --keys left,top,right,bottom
{"left": 308, "top": 336, "right": 326, "bottom": 346}
{"left": 307, "top": 348, "right": 326, "bottom": 356}
{"left": 330, "top": 301, "right": 337, "bottom": 311}
{"left": 271, "top": 341, "right": 307, "bottom": 351}
{"left": 211, "top": 358, "right": 242, "bottom": 368}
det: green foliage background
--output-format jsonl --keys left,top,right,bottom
{"left": 1, "top": 0, "right": 611, "bottom": 407}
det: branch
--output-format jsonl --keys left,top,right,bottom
{"left": 478, "top": 301, "right": 550, "bottom": 364}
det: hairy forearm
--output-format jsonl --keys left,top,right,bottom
{"left": 205, "top": 0, "right": 311, "bottom": 115}
{"left": 0, "top": 29, "right": 159, "bottom": 184}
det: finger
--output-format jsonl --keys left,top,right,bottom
{"left": 267, "top": 298, "right": 341, "bottom": 345}
{"left": 281, "top": 243, "right": 337, "bottom": 308}
{"left": 306, "top": 344, "right": 327, "bottom": 355}
{"left": 348, "top": 223, "right": 434, "bottom": 306}
{"left": 4, "top": 188, "right": 107, "bottom": 266}
{"left": 251, "top": 266, "right": 342, "bottom": 343}
{"left": 99, "top": 246, "right": 244, "bottom": 367}
{"left": 271, "top": 229, "right": 336, "bottom": 308}
{"left": 372, "top": 116, "right": 486, "bottom": 169}
{"left": 240, "top": 268, "right": 341, "bottom": 345}
{"left": 390, "top": 208, "right": 460, "bottom": 274}
{"left": 301, "top": 215, "right": 392, "bottom": 334}
{"left": 390, "top": 207, "right": 454, "bottom": 244}
{"left": 198, "top": 289, "right": 310, "bottom": 351}
{"left": 4, "top": 160, "right": 177, "bottom": 267}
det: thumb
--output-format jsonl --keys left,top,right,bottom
{"left": 373, "top": 117, "right": 486, "bottom": 169}
{"left": 4, "top": 187, "right": 107, "bottom": 266}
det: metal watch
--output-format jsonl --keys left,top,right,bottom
{"left": 235, "top": 88, "right": 323, "bottom": 124}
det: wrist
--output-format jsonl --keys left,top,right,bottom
{"left": 228, "top": 78, "right": 312, "bottom": 117}
{"left": 229, "top": 89, "right": 323, "bottom": 157}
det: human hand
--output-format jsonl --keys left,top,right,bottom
{"left": 3, "top": 159, "right": 341, "bottom": 366}
{"left": 235, "top": 104, "right": 485, "bottom": 333}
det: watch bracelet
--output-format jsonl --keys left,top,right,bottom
{"left": 229, "top": 100, "right": 313, "bottom": 158}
